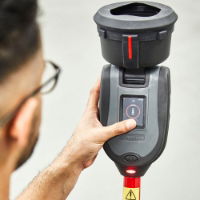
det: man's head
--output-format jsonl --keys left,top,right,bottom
{"left": 0, "top": 0, "right": 44, "bottom": 171}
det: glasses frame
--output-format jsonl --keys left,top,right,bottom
{"left": 0, "top": 61, "right": 61, "bottom": 127}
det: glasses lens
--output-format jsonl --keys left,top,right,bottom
{"left": 40, "top": 62, "right": 57, "bottom": 94}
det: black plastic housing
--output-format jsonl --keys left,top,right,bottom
{"left": 100, "top": 65, "right": 171, "bottom": 177}
{"left": 94, "top": 1, "right": 178, "bottom": 69}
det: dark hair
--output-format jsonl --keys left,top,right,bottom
{"left": 0, "top": 0, "right": 40, "bottom": 81}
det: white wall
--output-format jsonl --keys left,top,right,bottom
{"left": 11, "top": 0, "right": 200, "bottom": 199}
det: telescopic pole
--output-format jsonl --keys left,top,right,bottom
{"left": 123, "top": 177, "right": 141, "bottom": 200}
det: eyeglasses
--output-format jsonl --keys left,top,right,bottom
{"left": 0, "top": 61, "right": 61, "bottom": 127}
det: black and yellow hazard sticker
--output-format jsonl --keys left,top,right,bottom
{"left": 123, "top": 187, "right": 140, "bottom": 200}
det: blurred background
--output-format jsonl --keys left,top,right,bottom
{"left": 11, "top": 0, "right": 200, "bottom": 199}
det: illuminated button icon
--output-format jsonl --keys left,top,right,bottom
{"left": 126, "top": 104, "right": 140, "bottom": 119}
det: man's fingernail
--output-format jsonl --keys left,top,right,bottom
{"left": 126, "top": 119, "right": 136, "bottom": 129}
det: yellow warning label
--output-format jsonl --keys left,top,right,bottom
{"left": 123, "top": 187, "right": 140, "bottom": 200}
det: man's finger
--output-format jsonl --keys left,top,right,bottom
{"left": 99, "top": 119, "right": 136, "bottom": 142}
{"left": 86, "top": 79, "right": 101, "bottom": 111}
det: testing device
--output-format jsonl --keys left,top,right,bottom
{"left": 94, "top": 2, "right": 177, "bottom": 179}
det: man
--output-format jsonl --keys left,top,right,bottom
{"left": 0, "top": 0, "right": 136, "bottom": 199}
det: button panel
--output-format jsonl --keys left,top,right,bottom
{"left": 122, "top": 97, "right": 145, "bottom": 127}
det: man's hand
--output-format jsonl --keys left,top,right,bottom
{"left": 17, "top": 80, "right": 136, "bottom": 200}
{"left": 64, "top": 80, "right": 136, "bottom": 169}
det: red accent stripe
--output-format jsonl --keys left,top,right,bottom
{"left": 128, "top": 36, "right": 133, "bottom": 60}
{"left": 124, "top": 177, "right": 141, "bottom": 188}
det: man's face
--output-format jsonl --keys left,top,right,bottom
{"left": 0, "top": 47, "right": 45, "bottom": 169}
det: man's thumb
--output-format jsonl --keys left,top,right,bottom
{"left": 101, "top": 119, "right": 136, "bottom": 141}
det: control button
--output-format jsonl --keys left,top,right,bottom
{"left": 124, "top": 155, "right": 139, "bottom": 162}
{"left": 126, "top": 104, "right": 141, "bottom": 119}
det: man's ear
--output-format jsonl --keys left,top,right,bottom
{"left": 8, "top": 98, "right": 38, "bottom": 149}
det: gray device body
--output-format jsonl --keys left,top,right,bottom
{"left": 100, "top": 65, "right": 170, "bottom": 177}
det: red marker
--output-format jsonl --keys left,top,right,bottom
{"left": 128, "top": 36, "right": 133, "bottom": 60}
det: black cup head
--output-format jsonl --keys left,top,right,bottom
{"left": 94, "top": 1, "right": 178, "bottom": 69}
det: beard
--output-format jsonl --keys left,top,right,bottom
{"left": 15, "top": 134, "right": 39, "bottom": 169}
{"left": 15, "top": 103, "right": 41, "bottom": 169}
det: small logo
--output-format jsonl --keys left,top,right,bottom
{"left": 120, "top": 134, "right": 145, "bottom": 141}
